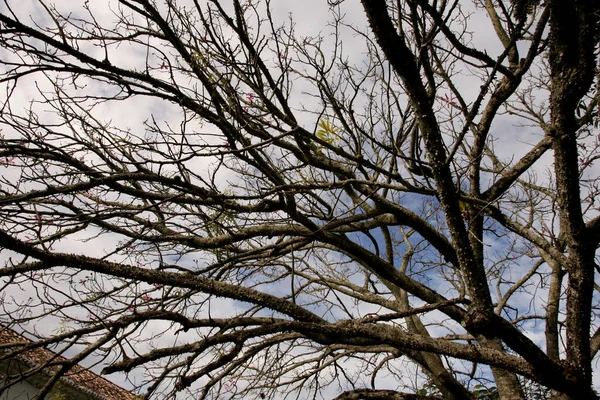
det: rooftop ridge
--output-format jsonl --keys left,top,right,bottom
{"left": 0, "top": 326, "right": 138, "bottom": 400}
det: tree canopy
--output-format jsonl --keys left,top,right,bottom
{"left": 0, "top": 0, "right": 599, "bottom": 398}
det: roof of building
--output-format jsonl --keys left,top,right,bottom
{"left": 0, "top": 326, "right": 138, "bottom": 400}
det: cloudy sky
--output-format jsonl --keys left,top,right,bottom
{"left": 1, "top": 0, "right": 598, "bottom": 398}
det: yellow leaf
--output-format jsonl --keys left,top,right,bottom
{"left": 316, "top": 119, "right": 340, "bottom": 145}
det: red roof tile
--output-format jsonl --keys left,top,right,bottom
{"left": 0, "top": 326, "right": 138, "bottom": 400}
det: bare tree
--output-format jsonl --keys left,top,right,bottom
{"left": 0, "top": 0, "right": 599, "bottom": 398}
